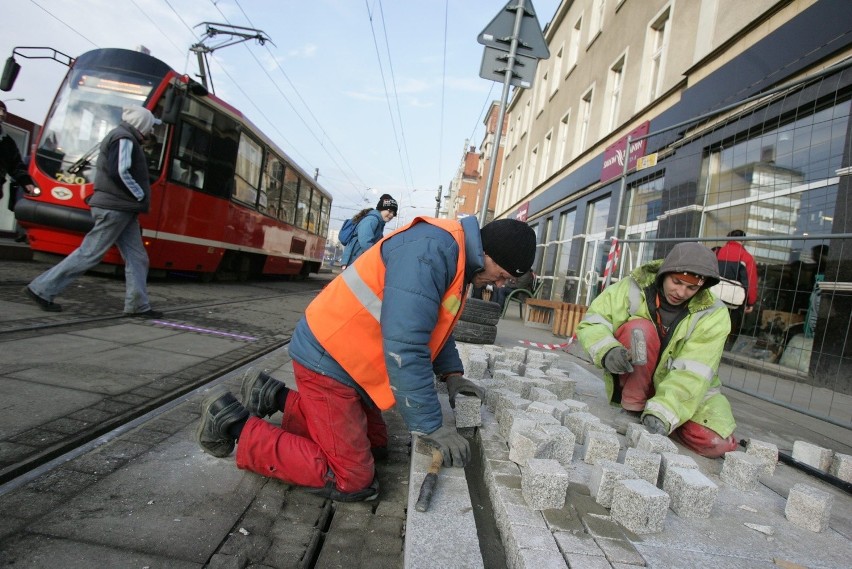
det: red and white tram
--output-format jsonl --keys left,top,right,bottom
{"left": 9, "top": 47, "right": 331, "bottom": 280}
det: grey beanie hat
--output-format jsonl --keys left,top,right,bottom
{"left": 122, "top": 106, "right": 160, "bottom": 136}
{"left": 657, "top": 242, "right": 721, "bottom": 289}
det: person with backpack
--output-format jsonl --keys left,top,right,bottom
{"left": 715, "top": 230, "right": 759, "bottom": 347}
{"left": 339, "top": 194, "right": 398, "bottom": 268}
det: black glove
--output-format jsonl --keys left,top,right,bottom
{"left": 642, "top": 414, "right": 669, "bottom": 435}
{"left": 603, "top": 346, "right": 634, "bottom": 374}
{"left": 445, "top": 375, "right": 484, "bottom": 408}
{"left": 422, "top": 425, "right": 470, "bottom": 467}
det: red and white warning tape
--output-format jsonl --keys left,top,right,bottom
{"left": 518, "top": 335, "right": 576, "bottom": 351}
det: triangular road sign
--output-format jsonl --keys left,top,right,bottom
{"left": 478, "top": 0, "right": 550, "bottom": 59}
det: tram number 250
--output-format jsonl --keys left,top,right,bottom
{"left": 55, "top": 172, "right": 87, "bottom": 185}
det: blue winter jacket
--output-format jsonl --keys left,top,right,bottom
{"left": 289, "top": 215, "right": 485, "bottom": 434}
{"left": 340, "top": 209, "right": 386, "bottom": 266}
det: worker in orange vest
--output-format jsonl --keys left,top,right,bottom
{"left": 196, "top": 216, "right": 536, "bottom": 501}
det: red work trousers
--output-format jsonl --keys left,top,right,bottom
{"left": 236, "top": 361, "right": 388, "bottom": 493}
{"left": 615, "top": 319, "right": 738, "bottom": 458}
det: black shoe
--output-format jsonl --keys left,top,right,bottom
{"left": 196, "top": 389, "right": 249, "bottom": 458}
{"left": 125, "top": 309, "right": 164, "bottom": 319}
{"left": 240, "top": 368, "right": 288, "bottom": 418}
{"left": 306, "top": 473, "right": 380, "bottom": 502}
{"left": 24, "top": 287, "right": 62, "bottom": 312}
{"left": 371, "top": 447, "right": 389, "bottom": 461}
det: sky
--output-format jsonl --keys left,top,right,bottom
{"left": 2, "top": 0, "right": 560, "bottom": 232}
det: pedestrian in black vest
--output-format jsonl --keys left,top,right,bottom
{"left": 25, "top": 106, "right": 164, "bottom": 317}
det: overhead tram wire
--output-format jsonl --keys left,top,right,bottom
{"left": 365, "top": 0, "right": 411, "bottom": 200}
{"left": 207, "top": 0, "right": 369, "bottom": 203}
{"left": 230, "top": 0, "right": 373, "bottom": 202}
{"left": 437, "top": 0, "right": 448, "bottom": 194}
{"left": 129, "top": 0, "right": 187, "bottom": 60}
{"left": 469, "top": 82, "right": 497, "bottom": 151}
{"left": 28, "top": 0, "right": 99, "bottom": 48}
{"left": 377, "top": 0, "right": 416, "bottom": 197}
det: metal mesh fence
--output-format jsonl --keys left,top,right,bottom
{"left": 533, "top": 60, "right": 852, "bottom": 427}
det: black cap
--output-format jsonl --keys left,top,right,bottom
{"left": 480, "top": 219, "right": 536, "bottom": 276}
{"left": 376, "top": 194, "right": 398, "bottom": 214}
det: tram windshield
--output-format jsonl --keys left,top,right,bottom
{"left": 35, "top": 66, "right": 159, "bottom": 183}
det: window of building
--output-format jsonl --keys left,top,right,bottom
{"left": 528, "top": 145, "right": 539, "bottom": 191}
{"left": 514, "top": 163, "right": 523, "bottom": 204}
{"left": 621, "top": 175, "right": 664, "bottom": 272}
{"left": 551, "top": 44, "right": 564, "bottom": 97}
{"left": 541, "top": 217, "right": 555, "bottom": 294}
{"left": 647, "top": 6, "right": 671, "bottom": 102}
{"left": 541, "top": 130, "right": 553, "bottom": 181}
{"left": 699, "top": 99, "right": 850, "bottom": 263}
{"left": 537, "top": 72, "right": 549, "bottom": 116}
{"left": 557, "top": 110, "right": 571, "bottom": 166}
{"left": 567, "top": 16, "right": 582, "bottom": 76}
{"left": 605, "top": 54, "right": 626, "bottom": 134}
{"left": 554, "top": 209, "right": 578, "bottom": 302}
{"left": 578, "top": 195, "right": 612, "bottom": 304}
{"left": 589, "top": 0, "right": 606, "bottom": 45}
{"left": 577, "top": 87, "right": 594, "bottom": 153}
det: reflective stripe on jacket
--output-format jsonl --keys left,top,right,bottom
{"left": 305, "top": 216, "right": 467, "bottom": 410}
{"left": 576, "top": 259, "right": 736, "bottom": 438}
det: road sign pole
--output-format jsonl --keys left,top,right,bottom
{"left": 479, "top": 0, "right": 527, "bottom": 227}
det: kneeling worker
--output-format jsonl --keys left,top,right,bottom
{"left": 576, "top": 242, "right": 738, "bottom": 458}
{"left": 195, "top": 217, "right": 536, "bottom": 500}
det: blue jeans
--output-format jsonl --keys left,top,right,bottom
{"left": 29, "top": 207, "right": 152, "bottom": 313}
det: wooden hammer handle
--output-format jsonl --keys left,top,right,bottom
{"left": 414, "top": 448, "right": 444, "bottom": 512}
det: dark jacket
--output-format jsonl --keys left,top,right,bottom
{"left": 89, "top": 122, "right": 150, "bottom": 213}
{"left": 716, "top": 241, "right": 758, "bottom": 306}
{"left": 0, "top": 132, "right": 33, "bottom": 195}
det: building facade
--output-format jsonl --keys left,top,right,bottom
{"left": 445, "top": 102, "right": 507, "bottom": 221}
{"left": 494, "top": 0, "right": 852, "bottom": 406}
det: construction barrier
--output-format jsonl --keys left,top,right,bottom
{"left": 552, "top": 303, "right": 588, "bottom": 338}
{"left": 523, "top": 299, "right": 587, "bottom": 338}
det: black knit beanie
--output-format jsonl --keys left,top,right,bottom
{"left": 480, "top": 219, "right": 536, "bottom": 277}
{"left": 376, "top": 194, "right": 398, "bottom": 214}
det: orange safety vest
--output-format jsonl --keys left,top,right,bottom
{"left": 305, "top": 216, "right": 468, "bottom": 410}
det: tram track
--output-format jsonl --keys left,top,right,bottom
{"left": 0, "top": 275, "right": 326, "bottom": 490}
{"left": 0, "top": 334, "right": 293, "bottom": 490}
{"left": 0, "top": 285, "right": 319, "bottom": 336}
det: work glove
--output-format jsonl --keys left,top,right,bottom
{"left": 422, "top": 425, "right": 471, "bottom": 467}
{"left": 642, "top": 414, "right": 669, "bottom": 436}
{"left": 603, "top": 346, "right": 634, "bottom": 374}
{"left": 445, "top": 375, "right": 484, "bottom": 408}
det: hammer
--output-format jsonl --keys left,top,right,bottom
{"left": 629, "top": 328, "right": 648, "bottom": 366}
{"left": 415, "top": 447, "right": 444, "bottom": 512}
